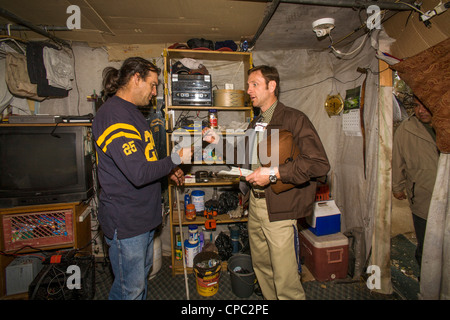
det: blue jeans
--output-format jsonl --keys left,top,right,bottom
{"left": 105, "top": 229, "right": 155, "bottom": 300}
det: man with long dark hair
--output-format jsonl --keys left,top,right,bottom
{"left": 92, "top": 57, "right": 190, "bottom": 300}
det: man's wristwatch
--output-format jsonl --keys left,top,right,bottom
{"left": 269, "top": 167, "right": 277, "bottom": 183}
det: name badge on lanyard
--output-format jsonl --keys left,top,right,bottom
{"left": 255, "top": 122, "right": 268, "bottom": 132}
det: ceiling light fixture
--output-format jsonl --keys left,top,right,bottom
{"left": 312, "top": 18, "right": 335, "bottom": 38}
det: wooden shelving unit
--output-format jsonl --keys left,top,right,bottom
{"left": 163, "top": 48, "right": 252, "bottom": 276}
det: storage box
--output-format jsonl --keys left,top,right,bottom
{"left": 6, "top": 256, "right": 43, "bottom": 295}
{"left": 2, "top": 209, "right": 74, "bottom": 252}
{"left": 306, "top": 200, "right": 341, "bottom": 236}
{"left": 299, "top": 228, "right": 348, "bottom": 282}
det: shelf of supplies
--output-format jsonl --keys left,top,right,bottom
{"left": 165, "top": 48, "right": 252, "bottom": 277}
{"left": 170, "top": 178, "right": 240, "bottom": 187}
{"left": 171, "top": 211, "right": 247, "bottom": 226}
{"left": 185, "top": 180, "right": 240, "bottom": 186}
{"left": 168, "top": 131, "right": 246, "bottom": 136}
{"left": 1, "top": 123, "right": 92, "bottom": 127}
{"left": 164, "top": 49, "right": 252, "bottom": 62}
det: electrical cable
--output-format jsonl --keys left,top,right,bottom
{"left": 281, "top": 73, "right": 364, "bottom": 94}
{"left": 280, "top": 66, "right": 387, "bottom": 95}
{"left": 324, "top": 0, "right": 420, "bottom": 56}
{"left": 397, "top": 1, "right": 425, "bottom": 14}
{"left": 331, "top": 33, "right": 369, "bottom": 56}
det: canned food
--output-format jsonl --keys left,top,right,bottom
{"left": 208, "top": 109, "right": 218, "bottom": 129}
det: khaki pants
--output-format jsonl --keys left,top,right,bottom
{"left": 248, "top": 192, "right": 305, "bottom": 300}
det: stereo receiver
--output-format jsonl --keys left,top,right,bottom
{"left": 171, "top": 74, "right": 212, "bottom": 106}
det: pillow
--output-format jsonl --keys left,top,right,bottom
{"left": 391, "top": 38, "right": 450, "bottom": 153}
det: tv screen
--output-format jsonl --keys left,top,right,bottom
{"left": 0, "top": 125, "right": 94, "bottom": 207}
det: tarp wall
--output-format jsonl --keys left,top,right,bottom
{"left": 1, "top": 33, "right": 393, "bottom": 293}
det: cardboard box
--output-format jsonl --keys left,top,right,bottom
{"left": 6, "top": 256, "right": 43, "bottom": 295}
{"left": 383, "top": 0, "right": 450, "bottom": 59}
{"left": 306, "top": 200, "right": 341, "bottom": 236}
{"left": 299, "top": 228, "right": 348, "bottom": 282}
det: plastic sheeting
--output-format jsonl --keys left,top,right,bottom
{"left": 1, "top": 36, "right": 399, "bottom": 292}
{"left": 420, "top": 154, "right": 450, "bottom": 300}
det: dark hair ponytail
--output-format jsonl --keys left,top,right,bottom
{"left": 102, "top": 67, "right": 120, "bottom": 96}
{"left": 102, "top": 57, "right": 161, "bottom": 96}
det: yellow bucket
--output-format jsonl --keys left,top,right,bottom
{"left": 193, "top": 251, "right": 222, "bottom": 297}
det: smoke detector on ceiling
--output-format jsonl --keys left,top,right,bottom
{"left": 312, "top": 18, "right": 335, "bottom": 37}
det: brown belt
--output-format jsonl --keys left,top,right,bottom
{"left": 252, "top": 188, "right": 266, "bottom": 198}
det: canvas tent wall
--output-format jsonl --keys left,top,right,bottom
{"left": 3, "top": 28, "right": 444, "bottom": 297}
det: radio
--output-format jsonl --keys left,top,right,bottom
{"left": 171, "top": 74, "right": 212, "bottom": 106}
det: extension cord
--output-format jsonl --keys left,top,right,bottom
{"left": 420, "top": 1, "right": 449, "bottom": 21}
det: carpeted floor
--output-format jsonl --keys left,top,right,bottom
{"left": 93, "top": 255, "right": 393, "bottom": 300}
{"left": 92, "top": 233, "right": 420, "bottom": 301}
{"left": 390, "top": 233, "right": 421, "bottom": 300}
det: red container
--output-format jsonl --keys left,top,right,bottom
{"left": 299, "top": 228, "right": 348, "bottom": 282}
{"left": 2, "top": 209, "right": 74, "bottom": 252}
{"left": 185, "top": 204, "right": 196, "bottom": 221}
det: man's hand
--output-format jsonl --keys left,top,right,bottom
{"left": 169, "top": 167, "right": 185, "bottom": 186}
{"left": 246, "top": 167, "right": 279, "bottom": 187}
{"left": 393, "top": 191, "right": 406, "bottom": 200}
{"left": 177, "top": 147, "right": 192, "bottom": 164}
{"left": 202, "top": 128, "right": 219, "bottom": 145}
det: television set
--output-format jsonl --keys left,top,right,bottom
{"left": 0, "top": 125, "right": 94, "bottom": 208}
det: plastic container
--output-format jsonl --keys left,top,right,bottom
{"left": 185, "top": 203, "right": 196, "bottom": 221}
{"left": 193, "top": 251, "right": 222, "bottom": 297}
{"left": 188, "top": 224, "right": 199, "bottom": 244}
{"left": 203, "top": 228, "right": 213, "bottom": 243}
{"left": 175, "top": 245, "right": 182, "bottom": 261}
{"left": 306, "top": 200, "right": 341, "bottom": 236}
{"left": 298, "top": 228, "right": 348, "bottom": 281}
{"left": 227, "top": 254, "right": 256, "bottom": 298}
{"left": 175, "top": 232, "right": 182, "bottom": 260}
{"left": 148, "top": 235, "right": 162, "bottom": 280}
{"left": 184, "top": 193, "right": 191, "bottom": 210}
{"left": 191, "top": 190, "right": 205, "bottom": 214}
{"left": 184, "top": 240, "right": 200, "bottom": 268}
{"left": 230, "top": 225, "right": 240, "bottom": 254}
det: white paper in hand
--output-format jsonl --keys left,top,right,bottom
{"left": 218, "top": 166, "right": 253, "bottom": 177}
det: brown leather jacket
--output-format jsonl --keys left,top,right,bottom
{"left": 228, "top": 102, "right": 330, "bottom": 222}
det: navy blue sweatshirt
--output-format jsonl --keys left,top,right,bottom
{"left": 92, "top": 95, "right": 178, "bottom": 239}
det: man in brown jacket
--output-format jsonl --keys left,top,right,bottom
{"left": 204, "top": 65, "right": 330, "bottom": 299}
{"left": 392, "top": 97, "right": 439, "bottom": 268}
